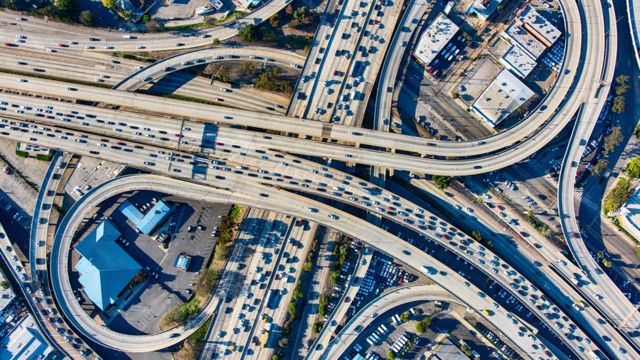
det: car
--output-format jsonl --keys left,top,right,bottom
{"left": 344, "top": 296, "right": 351, "bottom": 303}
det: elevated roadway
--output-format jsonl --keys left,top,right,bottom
{"left": 628, "top": 0, "right": 640, "bottom": 69}
{"left": 0, "top": 95, "right": 636, "bottom": 356}
{"left": 0, "top": 47, "right": 291, "bottom": 114}
{"left": 49, "top": 174, "right": 556, "bottom": 358}
{"left": 113, "top": 45, "right": 304, "bottom": 91}
{"left": 558, "top": 0, "right": 640, "bottom": 349}
{"left": 0, "top": 1, "right": 289, "bottom": 52}
{"left": 0, "top": 117, "right": 621, "bottom": 358}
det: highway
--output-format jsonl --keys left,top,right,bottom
{"left": 28, "top": 152, "right": 93, "bottom": 358}
{"left": 0, "top": 106, "right": 633, "bottom": 356}
{"left": 47, "top": 173, "right": 556, "bottom": 358}
{"left": 557, "top": 0, "right": 640, "bottom": 350}
{"left": 320, "top": 284, "right": 468, "bottom": 357}
{"left": 304, "top": 246, "right": 373, "bottom": 359}
{"left": 0, "top": 1, "right": 290, "bottom": 52}
{"left": 0, "top": 46, "right": 292, "bottom": 114}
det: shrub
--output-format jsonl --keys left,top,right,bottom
{"left": 433, "top": 175, "right": 451, "bottom": 189}
{"left": 627, "top": 158, "right": 640, "bottom": 178}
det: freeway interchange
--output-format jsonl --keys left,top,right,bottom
{"left": 0, "top": 0, "right": 637, "bottom": 359}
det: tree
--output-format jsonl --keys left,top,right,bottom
{"left": 420, "top": 315, "right": 431, "bottom": 328}
{"left": 293, "top": 6, "right": 309, "bottom": 21}
{"left": 611, "top": 96, "right": 626, "bottom": 114}
{"left": 636, "top": 246, "right": 640, "bottom": 259}
{"left": 604, "top": 177, "right": 631, "bottom": 214}
{"left": 212, "top": 38, "right": 221, "bottom": 45}
{"left": 288, "top": 302, "right": 297, "bottom": 317}
{"left": 311, "top": 321, "right": 323, "bottom": 334}
{"left": 79, "top": 10, "right": 94, "bottom": 26}
{"left": 386, "top": 351, "right": 397, "bottom": 360}
{"left": 602, "top": 258, "right": 613, "bottom": 268}
{"left": 452, "top": 92, "right": 460, "bottom": 99}
{"left": 302, "top": 260, "right": 312, "bottom": 272}
{"left": 239, "top": 24, "right": 258, "bottom": 42}
{"left": 269, "top": 13, "right": 279, "bottom": 27}
{"left": 604, "top": 127, "right": 623, "bottom": 155}
{"left": 433, "top": 175, "right": 451, "bottom": 189}
{"left": 101, "top": 0, "right": 116, "bottom": 9}
{"left": 328, "top": 269, "right": 339, "bottom": 286}
{"left": 471, "top": 230, "right": 482, "bottom": 242}
{"left": 415, "top": 321, "right": 426, "bottom": 333}
{"left": 399, "top": 312, "right": 409, "bottom": 322}
{"left": 147, "top": 20, "right": 163, "bottom": 32}
{"left": 627, "top": 158, "right": 640, "bottom": 178}
{"left": 591, "top": 159, "right": 608, "bottom": 176}
{"left": 615, "top": 74, "right": 630, "bottom": 95}
{"left": 0, "top": 281, "right": 8, "bottom": 290}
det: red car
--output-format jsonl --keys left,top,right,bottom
{"left": 344, "top": 296, "right": 351, "bottom": 303}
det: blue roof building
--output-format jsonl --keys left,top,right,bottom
{"left": 74, "top": 221, "right": 141, "bottom": 311}
{"left": 119, "top": 199, "right": 173, "bottom": 235}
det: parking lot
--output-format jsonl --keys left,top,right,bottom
{"left": 68, "top": 190, "right": 230, "bottom": 334}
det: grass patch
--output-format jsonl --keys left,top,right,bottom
{"left": 173, "top": 317, "right": 212, "bottom": 360}
{"left": 164, "top": 11, "right": 246, "bottom": 32}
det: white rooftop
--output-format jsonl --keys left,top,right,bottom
{"left": 620, "top": 185, "right": 640, "bottom": 242}
{"left": 414, "top": 13, "right": 459, "bottom": 66}
{"left": 472, "top": 69, "right": 535, "bottom": 127}
{"left": 0, "top": 315, "right": 54, "bottom": 360}
{"left": 503, "top": 21, "right": 546, "bottom": 59}
{"left": 500, "top": 45, "right": 537, "bottom": 78}
{"left": 466, "top": 0, "right": 504, "bottom": 21}
{"left": 519, "top": 4, "right": 561, "bottom": 47}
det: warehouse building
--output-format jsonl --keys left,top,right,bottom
{"left": 500, "top": 45, "right": 537, "bottom": 78}
{"left": 74, "top": 221, "right": 142, "bottom": 311}
{"left": 119, "top": 199, "right": 173, "bottom": 235}
{"left": 518, "top": 4, "right": 561, "bottom": 47}
{"left": 471, "top": 69, "right": 535, "bottom": 127}
{"left": 414, "top": 13, "right": 460, "bottom": 67}
{"left": 0, "top": 316, "right": 54, "bottom": 360}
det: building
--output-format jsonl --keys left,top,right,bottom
{"left": 0, "top": 269, "right": 15, "bottom": 318}
{"left": 518, "top": 5, "right": 561, "bottom": 47}
{"left": 196, "top": 0, "right": 223, "bottom": 15}
{"left": 471, "top": 69, "right": 535, "bottom": 127}
{"left": 74, "top": 221, "right": 141, "bottom": 311}
{"left": 414, "top": 13, "right": 460, "bottom": 67}
{"left": 0, "top": 315, "right": 55, "bottom": 360}
{"left": 503, "top": 21, "right": 546, "bottom": 60}
{"left": 619, "top": 185, "right": 640, "bottom": 241}
{"left": 466, "top": 0, "right": 504, "bottom": 21}
{"left": 238, "top": 0, "right": 261, "bottom": 9}
{"left": 174, "top": 253, "right": 191, "bottom": 272}
{"left": 429, "top": 337, "right": 469, "bottom": 360}
{"left": 500, "top": 45, "right": 537, "bottom": 78}
{"left": 502, "top": 4, "right": 561, "bottom": 60}
{"left": 119, "top": 199, "right": 173, "bottom": 235}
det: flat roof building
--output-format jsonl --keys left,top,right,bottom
{"left": 74, "top": 220, "right": 141, "bottom": 311}
{"left": 471, "top": 69, "right": 535, "bottom": 127}
{"left": 119, "top": 199, "right": 173, "bottom": 235}
{"left": 466, "top": 0, "right": 504, "bottom": 21}
{"left": 430, "top": 338, "right": 469, "bottom": 360}
{"left": 518, "top": 5, "right": 561, "bottom": 47}
{"left": 0, "top": 315, "right": 54, "bottom": 360}
{"left": 500, "top": 45, "right": 537, "bottom": 78}
{"left": 503, "top": 21, "right": 546, "bottom": 60}
{"left": 414, "top": 13, "right": 460, "bottom": 67}
{"left": 619, "top": 185, "right": 640, "bottom": 242}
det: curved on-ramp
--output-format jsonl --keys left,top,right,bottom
{"left": 114, "top": 46, "right": 305, "bottom": 91}
{"left": 49, "top": 174, "right": 554, "bottom": 357}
